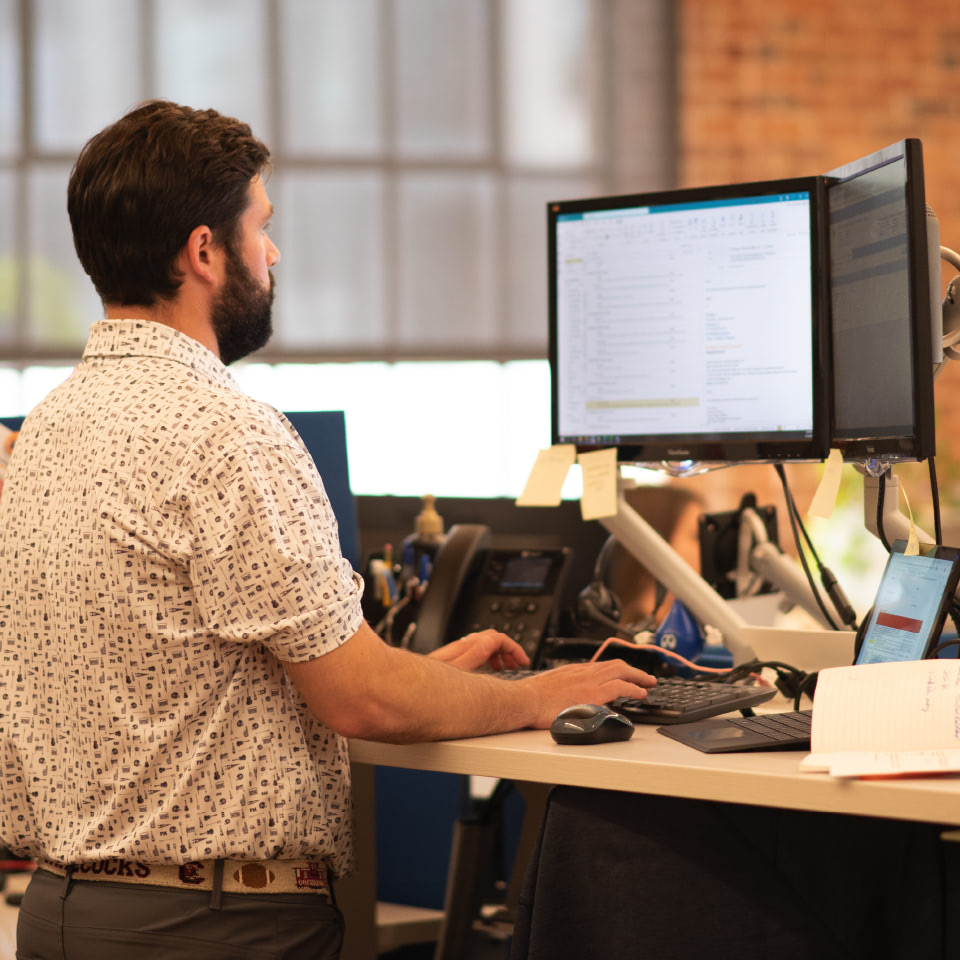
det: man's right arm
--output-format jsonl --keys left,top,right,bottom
{"left": 283, "top": 620, "right": 655, "bottom": 744}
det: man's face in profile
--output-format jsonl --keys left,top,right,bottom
{"left": 211, "top": 241, "right": 275, "bottom": 366}
{"left": 211, "top": 175, "right": 279, "bottom": 366}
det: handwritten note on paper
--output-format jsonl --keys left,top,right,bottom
{"left": 577, "top": 448, "right": 618, "bottom": 520}
{"left": 804, "top": 659, "right": 960, "bottom": 777}
{"left": 515, "top": 445, "right": 576, "bottom": 507}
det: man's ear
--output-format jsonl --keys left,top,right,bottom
{"left": 182, "top": 224, "right": 220, "bottom": 286}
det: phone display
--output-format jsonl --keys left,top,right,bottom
{"left": 855, "top": 540, "right": 960, "bottom": 665}
{"left": 497, "top": 556, "right": 555, "bottom": 591}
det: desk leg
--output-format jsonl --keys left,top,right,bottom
{"left": 432, "top": 815, "right": 495, "bottom": 960}
{"left": 338, "top": 762, "right": 378, "bottom": 960}
{"left": 432, "top": 780, "right": 551, "bottom": 960}
{"left": 503, "top": 782, "right": 550, "bottom": 920}
{"left": 339, "top": 771, "right": 551, "bottom": 960}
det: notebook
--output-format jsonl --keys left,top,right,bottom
{"left": 660, "top": 539, "right": 960, "bottom": 753}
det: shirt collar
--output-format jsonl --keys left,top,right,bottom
{"left": 82, "top": 319, "right": 240, "bottom": 390}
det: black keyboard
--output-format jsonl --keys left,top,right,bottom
{"left": 658, "top": 708, "right": 813, "bottom": 753}
{"left": 614, "top": 678, "right": 777, "bottom": 725}
{"left": 727, "top": 709, "right": 813, "bottom": 744}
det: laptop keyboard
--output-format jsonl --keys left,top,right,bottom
{"left": 614, "top": 678, "right": 776, "bottom": 725}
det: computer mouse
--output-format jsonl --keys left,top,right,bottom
{"left": 549, "top": 703, "right": 634, "bottom": 745}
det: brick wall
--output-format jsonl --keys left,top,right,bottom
{"left": 671, "top": 0, "right": 960, "bottom": 546}
{"left": 679, "top": 0, "right": 960, "bottom": 202}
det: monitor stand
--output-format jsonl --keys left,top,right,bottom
{"left": 861, "top": 467, "right": 934, "bottom": 548}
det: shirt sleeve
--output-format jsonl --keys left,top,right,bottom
{"left": 185, "top": 417, "right": 364, "bottom": 662}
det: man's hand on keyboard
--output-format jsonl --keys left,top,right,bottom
{"left": 426, "top": 629, "right": 530, "bottom": 673}
{"left": 524, "top": 660, "right": 657, "bottom": 730}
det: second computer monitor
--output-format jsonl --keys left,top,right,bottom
{"left": 549, "top": 176, "right": 831, "bottom": 466}
{"left": 825, "top": 138, "right": 936, "bottom": 462}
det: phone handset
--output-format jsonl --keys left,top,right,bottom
{"left": 408, "top": 524, "right": 492, "bottom": 654}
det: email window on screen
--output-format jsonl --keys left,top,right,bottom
{"left": 857, "top": 553, "right": 955, "bottom": 664}
{"left": 555, "top": 193, "right": 815, "bottom": 441}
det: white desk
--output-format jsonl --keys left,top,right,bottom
{"left": 336, "top": 724, "right": 960, "bottom": 958}
{"left": 349, "top": 723, "right": 960, "bottom": 827}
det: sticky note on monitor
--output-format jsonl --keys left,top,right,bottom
{"left": 516, "top": 445, "right": 576, "bottom": 507}
{"left": 578, "top": 448, "right": 618, "bottom": 520}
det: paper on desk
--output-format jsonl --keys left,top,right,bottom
{"left": 516, "top": 445, "right": 576, "bottom": 507}
{"left": 801, "top": 749, "right": 960, "bottom": 777}
{"left": 577, "top": 448, "right": 618, "bottom": 520}
{"left": 801, "top": 659, "right": 960, "bottom": 777}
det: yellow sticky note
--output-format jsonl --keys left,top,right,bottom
{"left": 899, "top": 483, "right": 920, "bottom": 556}
{"left": 578, "top": 448, "right": 618, "bottom": 520}
{"left": 516, "top": 445, "right": 577, "bottom": 507}
{"left": 808, "top": 448, "right": 843, "bottom": 519}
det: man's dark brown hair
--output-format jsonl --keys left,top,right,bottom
{"left": 68, "top": 100, "right": 270, "bottom": 307}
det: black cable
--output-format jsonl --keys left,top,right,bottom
{"left": 949, "top": 599, "right": 960, "bottom": 642}
{"left": 774, "top": 466, "right": 857, "bottom": 626}
{"left": 781, "top": 462, "right": 857, "bottom": 627}
{"left": 795, "top": 671, "right": 820, "bottom": 711}
{"left": 929, "top": 638, "right": 960, "bottom": 659}
{"left": 654, "top": 656, "right": 821, "bottom": 710}
{"left": 715, "top": 657, "right": 819, "bottom": 709}
{"left": 936, "top": 597, "right": 960, "bottom": 658}
{"left": 774, "top": 464, "right": 839, "bottom": 630}
{"left": 779, "top": 472, "right": 825, "bottom": 567}
{"left": 929, "top": 456, "right": 943, "bottom": 546}
{"left": 876, "top": 470, "right": 892, "bottom": 553}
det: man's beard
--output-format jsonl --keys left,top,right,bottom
{"left": 210, "top": 243, "right": 275, "bottom": 366}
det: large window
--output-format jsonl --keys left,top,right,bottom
{"left": 0, "top": 0, "right": 608, "bottom": 362}
{"left": 1, "top": 0, "right": 681, "bottom": 498}
{"left": 0, "top": 359, "right": 559, "bottom": 497}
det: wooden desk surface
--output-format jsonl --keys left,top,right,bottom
{"left": 349, "top": 723, "right": 960, "bottom": 827}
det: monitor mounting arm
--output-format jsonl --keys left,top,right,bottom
{"left": 599, "top": 476, "right": 755, "bottom": 661}
{"left": 938, "top": 244, "right": 960, "bottom": 371}
{"left": 736, "top": 506, "right": 838, "bottom": 629}
{"left": 858, "top": 243, "right": 959, "bottom": 549}
{"left": 859, "top": 466, "right": 934, "bottom": 546}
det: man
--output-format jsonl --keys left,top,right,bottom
{"left": 0, "top": 100, "right": 654, "bottom": 958}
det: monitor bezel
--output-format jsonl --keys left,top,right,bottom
{"left": 548, "top": 175, "right": 832, "bottom": 465}
{"left": 825, "top": 138, "right": 936, "bottom": 463}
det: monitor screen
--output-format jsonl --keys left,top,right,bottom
{"left": 825, "top": 139, "right": 936, "bottom": 461}
{"left": 549, "top": 177, "right": 830, "bottom": 465}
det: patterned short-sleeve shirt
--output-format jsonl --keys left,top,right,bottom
{"left": 0, "top": 320, "right": 364, "bottom": 875}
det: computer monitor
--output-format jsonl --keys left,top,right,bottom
{"left": 549, "top": 176, "right": 831, "bottom": 467}
{"left": 825, "top": 139, "right": 936, "bottom": 462}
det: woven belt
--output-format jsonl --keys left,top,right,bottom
{"left": 37, "top": 858, "right": 330, "bottom": 896}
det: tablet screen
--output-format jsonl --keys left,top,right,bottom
{"left": 856, "top": 541, "right": 960, "bottom": 665}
